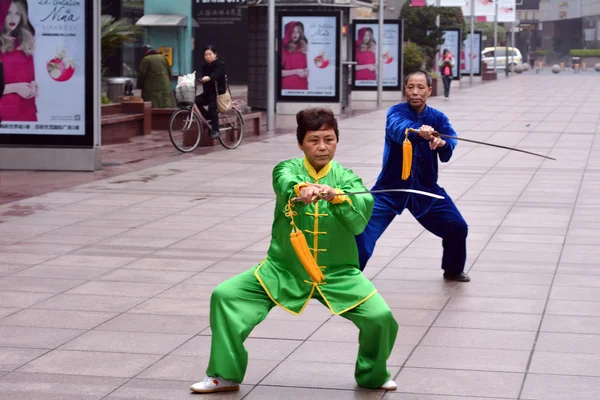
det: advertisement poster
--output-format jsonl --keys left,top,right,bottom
{"left": 461, "top": 31, "right": 482, "bottom": 75}
{"left": 440, "top": 29, "right": 461, "bottom": 80}
{"left": 278, "top": 12, "right": 339, "bottom": 101}
{"left": 352, "top": 20, "right": 402, "bottom": 90}
{"left": 0, "top": 0, "right": 87, "bottom": 136}
{"left": 497, "top": 0, "right": 516, "bottom": 22}
{"left": 462, "top": 0, "right": 496, "bottom": 17}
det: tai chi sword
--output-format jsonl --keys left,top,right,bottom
{"left": 407, "top": 128, "right": 556, "bottom": 161}
{"left": 291, "top": 188, "right": 445, "bottom": 203}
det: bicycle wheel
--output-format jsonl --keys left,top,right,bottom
{"left": 169, "top": 108, "right": 202, "bottom": 153}
{"left": 218, "top": 108, "right": 244, "bottom": 149}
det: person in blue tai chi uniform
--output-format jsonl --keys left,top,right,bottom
{"left": 356, "top": 70, "right": 470, "bottom": 282}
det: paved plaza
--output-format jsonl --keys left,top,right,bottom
{"left": 1, "top": 73, "right": 600, "bottom": 399}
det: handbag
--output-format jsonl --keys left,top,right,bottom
{"left": 215, "top": 74, "right": 232, "bottom": 113}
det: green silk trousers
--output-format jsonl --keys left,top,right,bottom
{"left": 205, "top": 267, "right": 399, "bottom": 389}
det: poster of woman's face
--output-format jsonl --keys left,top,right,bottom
{"left": 353, "top": 21, "right": 401, "bottom": 89}
{"left": 0, "top": 0, "right": 87, "bottom": 135}
{"left": 279, "top": 14, "right": 338, "bottom": 100}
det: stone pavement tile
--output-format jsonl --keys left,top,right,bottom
{"left": 53, "top": 225, "right": 130, "bottom": 237}
{"left": 389, "top": 308, "right": 439, "bottom": 327}
{"left": 547, "top": 300, "right": 600, "bottom": 317}
{"left": 477, "top": 249, "right": 561, "bottom": 263}
{"left": 460, "top": 271, "right": 554, "bottom": 286}
{"left": 434, "top": 311, "right": 542, "bottom": 331}
{"left": 18, "top": 350, "right": 162, "bottom": 378}
{"left": 496, "top": 225, "right": 568, "bottom": 236}
{"left": 125, "top": 257, "right": 216, "bottom": 272}
{"left": 406, "top": 346, "right": 530, "bottom": 373}
{"left": 536, "top": 332, "right": 600, "bottom": 354}
{"left": 157, "top": 284, "right": 213, "bottom": 300}
{"left": 13, "top": 265, "right": 114, "bottom": 280}
{"left": 136, "top": 355, "right": 278, "bottom": 385}
{"left": 182, "top": 271, "right": 247, "bottom": 286}
{"left": 130, "top": 298, "right": 211, "bottom": 317}
{"left": 0, "top": 326, "right": 85, "bottom": 349}
{"left": 360, "top": 292, "right": 449, "bottom": 310}
{"left": 470, "top": 260, "right": 557, "bottom": 274}
{"left": 60, "top": 331, "right": 192, "bottom": 355}
{"left": 309, "top": 322, "right": 427, "bottom": 346}
{"left": 541, "top": 315, "right": 600, "bottom": 334}
{"left": 245, "top": 386, "right": 383, "bottom": 400}
{"left": 261, "top": 302, "right": 334, "bottom": 322}
{"left": 242, "top": 318, "right": 323, "bottom": 341}
{"left": 0, "top": 277, "right": 85, "bottom": 294}
{"left": 554, "top": 274, "right": 600, "bottom": 288}
{"left": 98, "top": 269, "right": 195, "bottom": 284}
{"left": 105, "top": 379, "right": 254, "bottom": 399}
{"left": 32, "top": 294, "right": 146, "bottom": 313}
{"left": 0, "top": 372, "right": 126, "bottom": 400}
{"left": 0, "top": 308, "right": 18, "bottom": 318}
{"left": 0, "top": 348, "right": 47, "bottom": 371}
{"left": 557, "top": 263, "right": 600, "bottom": 276}
{"left": 142, "top": 216, "right": 225, "bottom": 232}
{"left": 371, "top": 280, "right": 458, "bottom": 296}
{"left": 530, "top": 351, "right": 600, "bottom": 376}
{"left": 0, "top": 309, "right": 116, "bottom": 330}
{"left": 550, "top": 286, "right": 600, "bottom": 302}
{"left": 40, "top": 254, "right": 137, "bottom": 268}
{"left": 385, "top": 394, "right": 512, "bottom": 400}
{"left": 0, "top": 224, "right": 63, "bottom": 236}
{"left": 264, "top": 360, "right": 400, "bottom": 391}
{"left": 96, "top": 313, "right": 209, "bottom": 335}
{"left": 95, "top": 236, "right": 184, "bottom": 248}
{"left": 521, "top": 374, "right": 600, "bottom": 400}
{"left": 0, "top": 264, "right": 29, "bottom": 276}
{"left": 0, "top": 291, "right": 53, "bottom": 308}
{"left": 484, "top": 241, "right": 562, "bottom": 254}
{"left": 445, "top": 297, "right": 546, "bottom": 314}
{"left": 67, "top": 281, "right": 171, "bottom": 298}
{"left": 0, "top": 252, "right": 59, "bottom": 265}
{"left": 118, "top": 228, "right": 198, "bottom": 240}
{"left": 288, "top": 340, "right": 413, "bottom": 367}
{"left": 375, "top": 268, "right": 456, "bottom": 282}
{"left": 2, "top": 242, "right": 84, "bottom": 255}
{"left": 20, "top": 233, "right": 105, "bottom": 246}
{"left": 456, "top": 283, "right": 550, "bottom": 300}
{"left": 421, "top": 327, "right": 536, "bottom": 351}
{"left": 395, "top": 368, "right": 523, "bottom": 398}
{"left": 173, "top": 336, "right": 301, "bottom": 361}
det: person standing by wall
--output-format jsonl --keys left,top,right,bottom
{"left": 137, "top": 44, "right": 176, "bottom": 108}
{"left": 439, "top": 49, "right": 454, "bottom": 101}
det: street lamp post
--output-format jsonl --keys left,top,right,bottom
{"left": 267, "top": 0, "right": 275, "bottom": 131}
{"left": 377, "top": 0, "right": 384, "bottom": 108}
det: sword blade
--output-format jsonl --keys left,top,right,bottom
{"left": 408, "top": 128, "right": 556, "bottom": 161}
{"left": 291, "top": 188, "right": 445, "bottom": 203}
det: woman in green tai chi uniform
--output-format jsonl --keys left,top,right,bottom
{"left": 191, "top": 107, "right": 399, "bottom": 393}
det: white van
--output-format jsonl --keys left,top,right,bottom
{"left": 481, "top": 47, "right": 523, "bottom": 70}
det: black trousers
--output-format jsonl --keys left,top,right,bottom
{"left": 442, "top": 76, "right": 452, "bottom": 98}
{"left": 195, "top": 92, "right": 219, "bottom": 132}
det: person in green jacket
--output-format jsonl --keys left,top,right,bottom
{"left": 190, "top": 107, "right": 399, "bottom": 394}
{"left": 137, "top": 45, "right": 176, "bottom": 108}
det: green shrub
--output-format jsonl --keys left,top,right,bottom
{"left": 535, "top": 50, "right": 551, "bottom": 56}
{"left": 403, "top": 42, "right": 425, "bottom": 78}
{"left": 570, "top": 49, "right": 600, "bottom": 57}
{"left": 101, "top": 95, "right": 111, "bottom": 105}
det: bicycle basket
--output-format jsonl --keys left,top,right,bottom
{"left": 175, "top": 86, "right": 196, "bottom": 105}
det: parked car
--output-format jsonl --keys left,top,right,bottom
{"left": 481, "top": 47, "right": 522, "bottom": 70}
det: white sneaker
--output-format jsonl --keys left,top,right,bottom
{"left": 444, "top": 97, "right": 449, "bottom": 101}
{"left": 380, "top": 379, "right": 397, "bottom": 390}
{"left": 190, "top": 376, "right": 240, "bottom": 393}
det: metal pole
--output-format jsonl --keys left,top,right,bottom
{"left": 435, "top": 0, "right": 441, "bottom": 79}
{"left": 493, "top": 0, "right": 498, "bottom": 72}
{"left": 93, "top": 0, "right": 101, "bottom": 150}
{"left": 469, "top": 1, "right": 474, "bottom": 86}
{"left": 400, "top": 20, "right": 404, "bottom": 95}
{"left": 267, "top": 0, "right": 275, "bottom": 131}
{"left": 377, "top": 0, "right": 384, "bottom": 108}
{"left": 511, "top": 23, "right": 515, "bottom": 70}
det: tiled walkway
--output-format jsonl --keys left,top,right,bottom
{"left": 1, "top": 72, "right": 600, "bottom": 399}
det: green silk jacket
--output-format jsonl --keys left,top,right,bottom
{"left": 254, "top": 157, "right": 376, "bottom": 316}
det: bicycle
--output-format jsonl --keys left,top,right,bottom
{"left": 168, "top": 81, "right": 245, "bottom": 152}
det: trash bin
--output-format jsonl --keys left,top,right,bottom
{"left": 105, "top": 77, "right": 133, "bottom": 103}
{"left": 572, "top": 56, "right": 581, "bottom": 68}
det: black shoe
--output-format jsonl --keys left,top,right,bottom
{"left": 210, "top": 129, "right": 220, "bottom": 139}
{"left": 443, "top": 272, "right": 471, "bottom": 282}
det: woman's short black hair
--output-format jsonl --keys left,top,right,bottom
{"left": 204, "top": 45, "right": 217, "bottom": 54}
{"left": 296, "top": 107, "right": 339, "bottom": 144}
{"left": 404, "top": 70, "right": 433, "bottom": 88}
